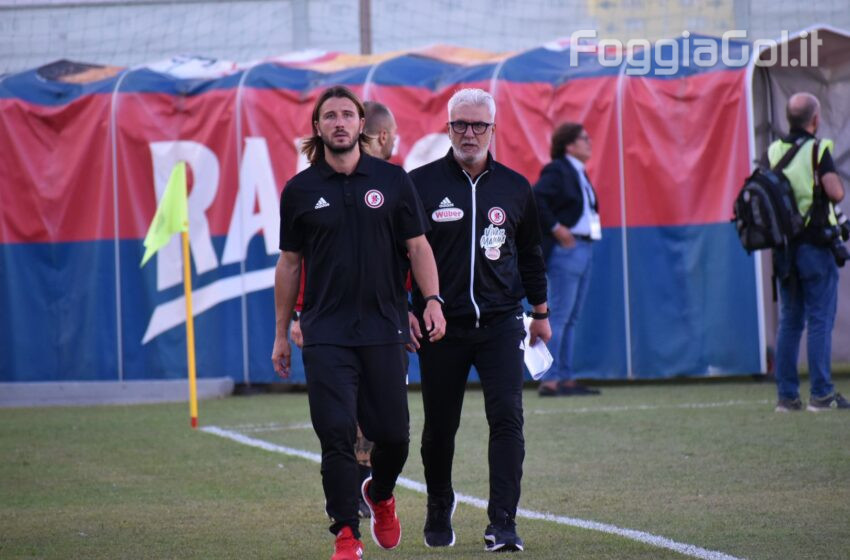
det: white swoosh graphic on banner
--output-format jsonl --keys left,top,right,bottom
{"left": 142, "top": 266, "right": 275, "bottom": 344}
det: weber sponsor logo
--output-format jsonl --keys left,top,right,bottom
{"left": 431, "top": 208, "right": 464, "bottom": 222}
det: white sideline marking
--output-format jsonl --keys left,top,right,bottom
{"left": 201, "top": 426, "right": 746, "bottom": 560}
{"left": 528, "top": 399, "right": 770, "bottom": 416}
{"left": 214, "top": 400, "right": 771, "bottom": 434}
{"left": 203, "top": 426, "right": 321, "bottom": 463}
{"left": 218, "top": 421, "right": 314, "bottom": 433}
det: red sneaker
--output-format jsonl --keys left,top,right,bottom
{"left": 331, "top": 526, "right": 363, "bottom": 560}
{"left": 361, "top": 477, "right": 402, "bottom": 549}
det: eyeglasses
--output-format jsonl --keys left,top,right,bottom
{"left": 449, "top": 121, "right": 493, "bottom": 135}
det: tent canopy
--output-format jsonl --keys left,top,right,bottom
{"left": 749, "top": 25, "right": 850, "bottom": 363}
{"left": 9, "top": 29, "right": 845, "bottom": 383}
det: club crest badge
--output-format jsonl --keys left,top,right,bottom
{"left": 364, "top": 189, "right": 384, "bottom": 208}
{"left": 487, "top": 206, "right": 506, "bottom": 226}
{"left": 480, "top": 223, "right": 506, "bottom": 260}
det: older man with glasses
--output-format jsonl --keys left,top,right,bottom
{"left": 408, "top": 88, "right": 551, "bottom": 552}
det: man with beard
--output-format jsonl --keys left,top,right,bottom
{"left": 363, "top": 100, "right": 398, "bottom": 161}
{"left": 409, "top": 88, "right": 550, "bottom": 552}
{"left": 288, "top": 99, "right": 401, "bottom": 519}
{"left": 272, "top": 86, "right": 446, "bottom": 560}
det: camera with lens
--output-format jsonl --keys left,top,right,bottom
{"left": 827, "top": 206, "right": 850, "bottom": 267}
{"left": 836, "top": 205, "right": 850, "bottom": 241}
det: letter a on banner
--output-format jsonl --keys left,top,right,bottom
{"left": 140, "top": 161, "right": 200, "bottom": 429}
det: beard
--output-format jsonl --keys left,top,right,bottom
{"left": 322, "top": 134, "right": 358, "bottom": 155}
{"left": 452, "top": 144, "right": 486, "bottom": 166}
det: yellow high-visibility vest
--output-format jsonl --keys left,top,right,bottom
{"left": 768, "top": 137, "right": 837, "bottom": 226}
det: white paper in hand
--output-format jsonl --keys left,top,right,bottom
{"left": 521, "top": 316, "right": 553, "bottom": 380}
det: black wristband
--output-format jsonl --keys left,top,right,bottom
{"left": 527, "top": 309, "right": 549, "bottom": 320}
{"left": 423, "top": 294, "right": 445, "bottom": 306}
{"left": 291, "top": 310, "right": 300, "bottom": 322}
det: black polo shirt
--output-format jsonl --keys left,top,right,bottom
{"left": 279, "top": 153, "right": 428, "bottom": 347}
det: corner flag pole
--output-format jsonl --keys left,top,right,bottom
{"left": 140, "top": 161, "right": 198, "bottom": 428}
{"left": 182, "top": 230, "right": 199, "bottom": 429}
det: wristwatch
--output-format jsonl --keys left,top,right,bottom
{"left": 527, "top": 309, "right": 549, "bottom": 320}
{"left": 423, "top": 295, "right": 445, "bottom": 306}
{"left": 291, "top": 310, "right": 300, "bottom": 322}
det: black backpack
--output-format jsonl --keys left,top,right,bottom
{"left": 732, "top": 137, "right": 809, "bottom": 252}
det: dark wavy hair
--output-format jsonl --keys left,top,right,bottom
{"left": 301, "top": 86, "right": 369, "bottom": 165}
{"left": 550, "top": 122, "right": 584, "bottom": 160}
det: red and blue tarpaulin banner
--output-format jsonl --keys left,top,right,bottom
{"left": 0, "top": 39, "right": 761, "bottom": 384}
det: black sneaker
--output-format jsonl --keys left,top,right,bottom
{"left": 775, "top": 397, "right": 802, "bottom": 412}
{"left": 807, "top": 392, "right": 850, "bottom": 412}
{"left": 537, "top": 384, "right": 559, "bottom": 397}
{"left": 559, "top": 384, "right": 601, "bottom": 396}
{"left": 484, "top": 515, "right": 524, "bottom": 552}
{"left": 424, "top": 492, "right": 456, "bottom": 547}
{"left": 358, "top": 496, "right": 372, "bottom": 518}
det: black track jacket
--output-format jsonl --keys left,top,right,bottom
{"left": 409, "top": 149, "right": 547, "bottom": 325}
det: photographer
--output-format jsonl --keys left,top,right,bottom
{"left": 770, "top": 92, "right": 848, "bottom": 412}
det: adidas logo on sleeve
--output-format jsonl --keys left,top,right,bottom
{"left": 315, "top": 197, "right": 330, "bottom": 209}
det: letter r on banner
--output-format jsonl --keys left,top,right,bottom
{"left": 149, "top": 141, "right": 220, "bottom": 291}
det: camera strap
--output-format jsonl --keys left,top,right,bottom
{"left": 811, "top": 139, "right": 822, "bottom": 198}
{"left": 806, "top": 139, "right": 834, "bottom": 227}
{"left": 772, "top": 139, "right": 820, "bottom": 301}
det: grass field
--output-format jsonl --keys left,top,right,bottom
{"left": 2, "top": 379, "right": 849, "bottom": 559}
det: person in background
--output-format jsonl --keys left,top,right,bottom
{"left": 770, "top": 92, "right": 848, "bottom": 412}
{"left": 363, "top": 100, "right": 398, "bottom": 161}
{"left": 533, "top": 122, "right": 602, "bottom": 397}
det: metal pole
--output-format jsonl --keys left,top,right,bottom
{"left": 359, "top": 0, "right": 372, "bottom": 55}
{"left": 292, "top": 0, "right": 308, "bottom": 49}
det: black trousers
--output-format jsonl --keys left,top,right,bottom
{"left": 302, "top": 343, "right": 410, "bottom": 537}
{"left": 418, "top": 311, "right": 526, "bottom": 523}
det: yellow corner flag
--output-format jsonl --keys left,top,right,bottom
{"left": 140, "top": 161, "right": 188, "bottom": 267}
{"left": 138, "top": 161, "right": 200, "bottom": 429}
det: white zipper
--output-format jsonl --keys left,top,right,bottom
{"left": 462, "top": 169, "right": 489, "bottom": 328}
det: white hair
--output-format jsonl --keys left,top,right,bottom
{"left": 447, "top": 88, "right": 496, "bottom": 120}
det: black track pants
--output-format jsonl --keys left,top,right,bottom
{"left": 417, "top": 312, "right": 526, "bottom": 522}
{"left": 302, "top": 343, "right": 410, "bottom": 537}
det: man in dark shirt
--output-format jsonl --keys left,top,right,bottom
{"left": 271, "top": 86, "right": 445, "bottom": 560}
{"left": 288, "top": 99, "right": 401, "bottom": 519}
{"left": 409, "top": 88, "right": 551, "bottom": 552}
{"left": 533, "top": 122, "right": 602, "bottom": 397}
{"left": 363, "top": 100, "right": 398, "bottom": 161}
